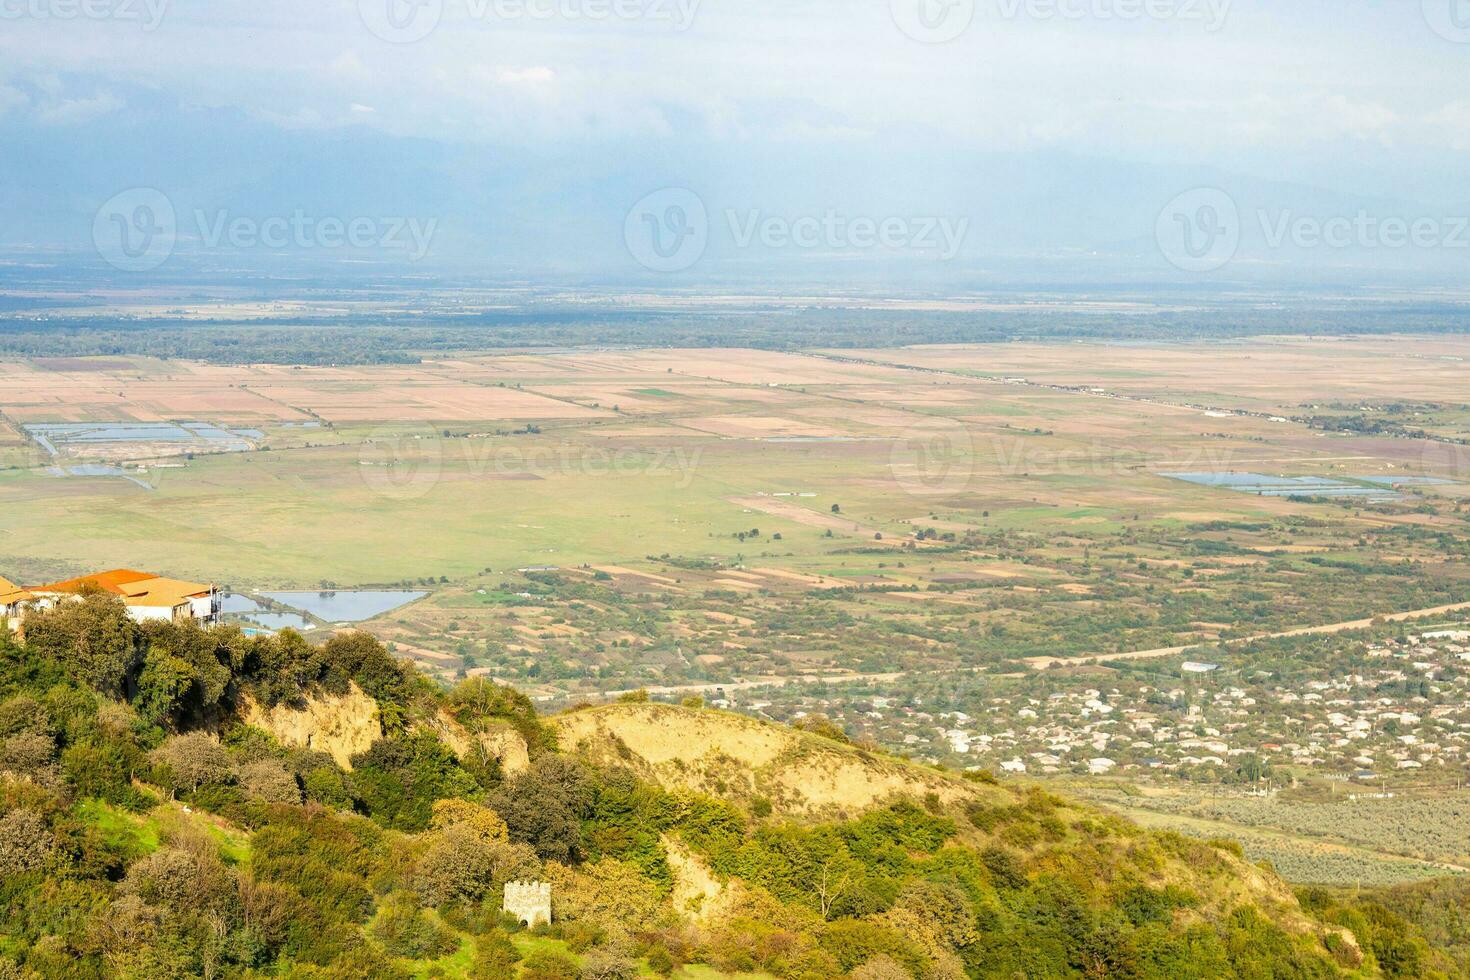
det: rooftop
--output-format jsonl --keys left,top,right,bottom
{"left": 30, "top": 569, "right": 212, "bottom": 609}
{"left": 0, "top": 576, "right": 34, "bottom": 606}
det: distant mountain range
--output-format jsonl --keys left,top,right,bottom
{"left": 5, "top": 93, "right": 1470, "bottom": 286}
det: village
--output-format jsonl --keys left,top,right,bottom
{"left": 753, "top": 627, "right": 1470, "bottom": 789}
{"left": 10, "top": 564, "right": 1470, "bottom": 798}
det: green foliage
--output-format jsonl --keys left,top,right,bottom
{"left": 23, "top": 591, "right": 139, "bottom": 696}
{"left": 3, "top": 594, "right": 1469, "bottom": 979}
{"left": 250, "top": 806, "right": 387, "bottom": 926}
{"left": 316, "top": 632, "right": 408, "bottom": 705}
{"left": 369, "top": 897, "right": 460, "bottom": 959}
{"left": 489, "top": 754, "right": 594, "bottom": 863}
{"left": 520, "top": 948, "right": 580, "bottom": 979}
{"left": 350, "top": 731, "right": 480, "bottom": 831}
{"left": 471, "top": 928, "right": 523, "bottom": 975}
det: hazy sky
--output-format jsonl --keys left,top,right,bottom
{"left": 5, "top": 0, "right": 1470, "bottom": 277}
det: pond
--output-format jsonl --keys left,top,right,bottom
{"left": 1162, "top": 472, "right": 1403, "bottom": 501}
{"left": 240, "top": 612, "right": 314, "bottom": 631}
{"left": 259, "top": 590, "right": 427, "bottom": 622}
{"left": 220, "top": 593, "right": 262, "bottom": 614}
{"left": 44, "top": 464, "right": 154, "bottom": 490}
{"left": 25, "top": 421, "right": 261, "bottom": 454}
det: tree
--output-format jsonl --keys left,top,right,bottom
{"left": 490, "top": 755, "right": 594, "bottom": 862}
{"left": 415, "top": 800, "right": 539, "bottom": 905}
{"left": 238, "top": 758, "right": 303, "bottom": 803}
{"left": 351, "top": 731, "right": 480, "bottom": 831}
{"left": 317, "top": 631, "right": 407, "bottom": 704}
{"left": 548, "top": 858, "right": 663, "bottom": 934}
{"left": 0, "top": 808, "right": 53, "bottom": 876}
{"left": 23, "top": 591, "right": 139, "bottom": 696}
{"left": 850, "top": 955, "right": 913, "bottom": 980}
{"left": 134, "top": 648, "right": 198, "bottom": 726}
{"left": 151, "top": 732, "right": 235, "bottom": 795}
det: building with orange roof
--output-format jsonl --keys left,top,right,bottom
{"left": 0, "top": 576, "right": 36, "bottom": 633}
{"left": 28, "top": 569, "right": 220, "bottom": 625}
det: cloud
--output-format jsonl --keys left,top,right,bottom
{"left": 498, "top": 67, "right": 556, "bottom": 85}
{"left": 0, "top": 86, "right": 27, "bottom": 117}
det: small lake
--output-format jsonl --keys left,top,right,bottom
{"left": 220, "top": 593, "right": 262, "bottom": 614}
{"left": 26, "top": 421, "right": 261, "bottom": 454}
{"left": 260, "top": 590, "right": 427, "bottom": 622}
{"left": 240, "top": 612, "right": 314, "bottom": 631}
{"left": 44, "top": 464, "right": 154, "bottom": 490}
{"left": 1162, "top": 472, "right": 1403, "bottom": 501}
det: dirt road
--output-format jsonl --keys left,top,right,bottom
{"left": 1022, "top": 600, "right": 1470, "bottom": 670}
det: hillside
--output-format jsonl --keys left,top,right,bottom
{"left": 553, "top": 702, "right": 975, "bottom": 818}
{"left": 0, "top": 595, "right": 1465, "bottom": 978}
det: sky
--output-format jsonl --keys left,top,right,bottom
{"left": 4, "top": 0, "right": 1470, "bottom": 283}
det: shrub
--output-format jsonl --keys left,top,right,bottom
{"left": 370, "top": 898, "right": 460, "bottom": 959}
{"left": 472, "top": 929, "right": 523, "bottom": 976}
{"left": 302, "top": 764, "right": 357, "bottom": 810}
{"left": 1, "top": 732, "right": 57, "bottom": 773}
{"left": 851, "top": 955, "right": 913, "bottom": 980}
{"left": 521, "top": 949, "right": 579, "bottom": 980}
{"left": 579, "top": 949, "right": 638, "bottom": 980}
{"left": 981, "top": 846, "right": 1028, "bottom": 890}
{"left": 0, "top": 808, "right": 54, "bottom": 876}
{"left": 120, "top": 847, "right": 236, "bottom": 912}
{"left": 0, "top": 694, "right": 53, "bottom": 739}
{"left": 644, "top": 944, "right": 675, "bottom": 975}
{"left": 150, "top": 732, "right": 234, "bottom": 795}
{"left": 238, "top": 759, "right": 303, "bottom": 804}
{"left": 61, "top": 734, "right": 151, "bottom": 808}
{"left": 350, "top": 732, "right": 480, "bottom": 831}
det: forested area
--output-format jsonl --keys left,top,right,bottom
{"left": 0, "top": 593, "right": 1464, "bottom": 977}
{"left": 5, "top": 298, "right": 1470, "bottom": 365}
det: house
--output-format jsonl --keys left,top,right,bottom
{"left": 0, "top": 577, "right": 36, "bottom": 633}
{"left": 29, "top": 569, "right": 220, "bottom": 625}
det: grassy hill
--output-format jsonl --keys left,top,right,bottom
{"left": 553, "top": 701, "right": 977, "bottom": 818}
{"left": 1, "top": 596, "right": 1466, "bottom": 977}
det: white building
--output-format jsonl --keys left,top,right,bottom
{"left": 28, "top": 569, "right": 220, "bottom": 625}
{"left": 0, "top": 577, "right": 36, "bottom": 633}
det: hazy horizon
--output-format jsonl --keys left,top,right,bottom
{"left": 6, "top": 1, "right": 1470, "bottom": 285}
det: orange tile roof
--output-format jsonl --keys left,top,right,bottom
{"left": 31, "top": 569, "right": 156, "bottom": 596}
{"left": 0, "top": 576, "right": 34, "bottom": 606}
{"left": 31, "top": 569, "right": 212, "bottom": 609}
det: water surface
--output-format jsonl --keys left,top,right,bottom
{"left": 260, "top": 590, "right": 427, "bottom": 622}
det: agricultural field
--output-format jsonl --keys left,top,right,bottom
{"left": 2, "top": 341, "right": 1470, "bottom": 711}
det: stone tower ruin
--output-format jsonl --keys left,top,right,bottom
{"left": 503, "top": 879, "right": 552, "bottom": 928}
